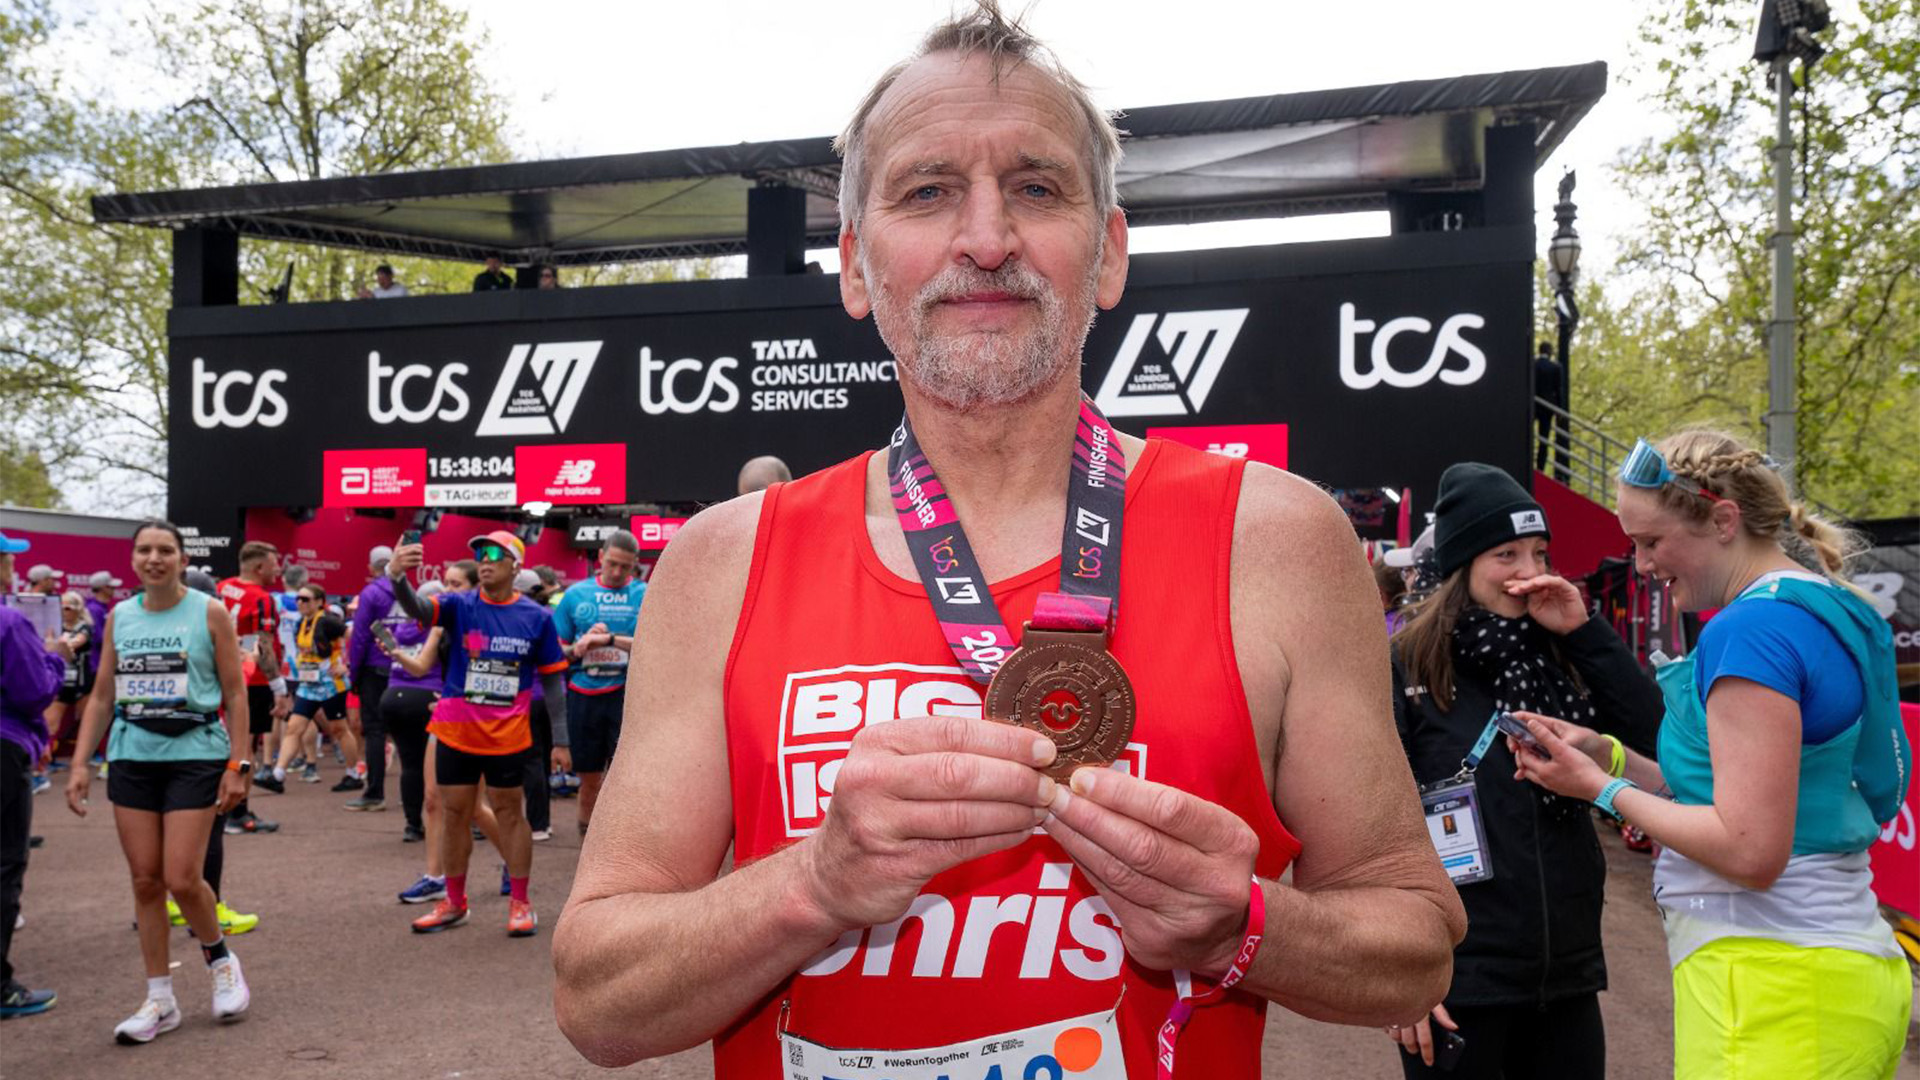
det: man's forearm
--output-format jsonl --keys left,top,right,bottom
{"left": 390, "top": 573, "right": 430, "bottom": 622}
{"left": 555, "top": 842, "right": 841, "bottom": 1065}
{"left": 540, "top": 671, "right": 568, "bottom": 748}
{"left": 1247, "top": 870, "right": 1459, "bottom": 1026}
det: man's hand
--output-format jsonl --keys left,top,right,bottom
{"left": 799, "top": 715, "right": 1058, "bottom": 932}
{"left": 573, "top": 630, "right": 612, "bottom": 657}
{"left": 1041, "top": 766, "right": 1259, "bottom": 975}
{"left": 389, "top": 542, "right": 426, "bottom": 578}
{"left": 272, "top": 694, "right": 293, "bottom": 720}
{"left": 552, "top": 746, "right": 572, "bottom": 775}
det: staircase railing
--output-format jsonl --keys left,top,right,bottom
{"left": 1533, "top": 397, "right": 1634, "bottom": 507}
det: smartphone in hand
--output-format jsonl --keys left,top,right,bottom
{"left": 1493, "top": 711, "right": 1551, "bottom": 760}
{"left": 400, "top": 529, "right": 422, "bottom": 547}
{"left": 1433, "top": 1030, "right": 1467, "bottom": 1072}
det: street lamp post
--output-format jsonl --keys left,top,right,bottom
{"left": 1545, "top": 170, "right": 1582, "bottom": 482}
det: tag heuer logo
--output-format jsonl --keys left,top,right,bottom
{"left": 1091, "top": 310, "right": 1249, "bottom": 418}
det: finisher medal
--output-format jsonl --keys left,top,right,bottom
{"left": 888, "top": 396, "right": 1136, "bottom": 773}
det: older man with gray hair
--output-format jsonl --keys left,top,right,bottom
{"left": 554, "top": 5, "right": 1463, "bottom": 1076}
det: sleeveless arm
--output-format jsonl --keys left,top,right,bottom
{"left": 1230, "top": 465, "right": 1467, "bottom": 1026}
{"left": 554, "top": 491, "right": 845, "bottom": 1064}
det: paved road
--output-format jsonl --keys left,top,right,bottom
{"left": 10, "top": 762, "right": 1918, "bottom": 1078}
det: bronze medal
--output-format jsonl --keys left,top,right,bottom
{"left": 986, "top": 625, "right": 1136, "bottom": 780}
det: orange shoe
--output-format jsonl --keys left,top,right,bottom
{"left": 410, "top": 900, "right": 468, "bottom": 934}
{"left": 507, "top": 899, "right": 537, "bottom": 938}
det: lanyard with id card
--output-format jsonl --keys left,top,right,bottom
{"left": 1419, "top": 714, "right": 1503, "bottom": 885}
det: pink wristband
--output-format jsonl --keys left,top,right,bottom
{"left": 1156, "top": 877, "right": 1265, "bottom": 1080}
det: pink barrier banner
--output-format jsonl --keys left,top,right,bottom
{"left": 2, "top": 527, "right": 138, "bottom": 601}
{"left": 1870, "top": 702, "right": 1920, "bottom": 919}
{"left": 245, "top": 508, "right": 588, "bottom": 595}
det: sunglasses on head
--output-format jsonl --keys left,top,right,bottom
{"left": 473, "top": 544, "right": 512, "bottom": 563}
{"left": 1619, "top": 438, "right": 1728, "bottom": 504}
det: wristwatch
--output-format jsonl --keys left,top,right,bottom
{"left": 1593, "top": 777, "right": 1636, "bottom": 819}
{"left": 226, "top": 759, "right": 253, "bottom": 776}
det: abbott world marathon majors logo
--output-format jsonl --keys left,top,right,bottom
{"left": 640, "top": 337, "right": 897, "bottom": 414}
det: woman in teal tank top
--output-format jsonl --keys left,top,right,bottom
{"left": 60, "top": 521, "right": 258, "bottom": 1042}
{"left": 1507, "top": 430, "right": 1909, "bottom": 1080}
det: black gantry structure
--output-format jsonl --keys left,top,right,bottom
{"left": 95, "top": 62, "right": 1606, "bottom": 292}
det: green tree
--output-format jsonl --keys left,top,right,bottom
{"left": 0, "top": 0, "right": 512, "bottom": 511}
{"left": 1589, "top": 0, "right": 1919, "bottom": 518}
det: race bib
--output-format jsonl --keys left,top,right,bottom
{"left": 779, "top": 1007, "right": 1125, "bottom": 1080}
{"left": 1421, "top": 776, "right": 1492, "bottom": 885}
{"left": 462, "top": 658, "right": 519, "bottom": 706}
{"left": 582, "top": 646, "right": 626, "bottom": 678}
{"left": 116, "top": 650, "right": 192, "bottom": 720}
{"left": 296, "top": 661, "right": 323, "bottom": 683}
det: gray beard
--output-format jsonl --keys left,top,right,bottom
{"left": 866, "top": 252, "right": 1101, "bottom": 411}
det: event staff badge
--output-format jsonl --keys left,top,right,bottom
{"left": 1416, "top": 712, "right": 1511, "bottom": 886}
{"left": 889, "top": 396, "right": 1136, "bottom": 778}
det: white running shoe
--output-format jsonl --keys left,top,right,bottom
{"left": 114, "top": 998, "right": 182, "bottom": 1044}
{"left": 210, "top": 954, "right": 250, "bottom": 1022}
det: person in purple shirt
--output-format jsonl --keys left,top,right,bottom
{"left": 85, "top": 571, "right": 121, "bottom": 681}
{"left": 345, "top": 545, "right": 404, "bottom": 812}
{"left": 1, "top": 530, "right": 65, "bottom": 1017}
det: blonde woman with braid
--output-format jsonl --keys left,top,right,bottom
{"left": 1511, "top": 429, "right": 1910, "bottom": 1079}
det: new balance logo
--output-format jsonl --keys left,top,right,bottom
{"left": 1511, "top": 510, "right": 1546, "bottom": 534}
{"left": 554, "top": 460, "right": 595, "bottom": 485}
{"left": 1092, "top": 310, "right": 1249, "bottom": 418}
{"left": 475, "top": 342, "right": 601, "bottom": 437}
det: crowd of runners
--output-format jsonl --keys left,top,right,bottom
{"left": 0, "top": 521, "right": 645, "bottom": 1044}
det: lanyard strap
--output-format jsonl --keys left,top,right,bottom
{"left": 1156, "top": 877, "right": 1265, "bottom": 1080}
{"left": 887, "top": 395, "right": 1128, "bottom": 684}
{"left": 1458, "top": 714, "right": 1502, "bottom": 776}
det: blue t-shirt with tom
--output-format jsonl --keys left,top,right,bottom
{"left": 552, "top": 578, "right": 645, "bottom": 693}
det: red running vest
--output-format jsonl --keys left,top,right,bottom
{"left": 719, "top": 439, "right": 1302, "bottom": 1079}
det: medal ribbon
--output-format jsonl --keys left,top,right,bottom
{"left": 1157, "top": 878, "right": 1266, "bottom": 1080}
{"left": 887, "top": 394, "right": 1128, "bottom": 684}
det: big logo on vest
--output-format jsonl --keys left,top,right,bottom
{"left": 778, "top": 662, "right": 1147, "bottom": 838}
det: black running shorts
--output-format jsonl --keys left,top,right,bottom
{"left": 247, "top": 684, "right": 277, "bottom": 735}
{"left": 292, "top": 692, "right": 347, "bottom": 721}
{"left": 565, "top": 689, "right": 625, "bottom": 775}
{"left": 434, "top": 741, "right": 527, "bottom": 789}
{"left": 107, "top": 759, "right": 225, "bottom": 814}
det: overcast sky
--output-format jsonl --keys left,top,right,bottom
{"left": 461, "top": 0, "right": 1650, "bottom": 269}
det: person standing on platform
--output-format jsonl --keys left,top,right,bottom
{"left": 553, "top": 5, "right": 1464, "bottom": 1072}
{"left": 552, "top": 530, "right": 644, "bottom": 837}
{"left": 1533, "top": 342, "right": 1567, "bottom": 482}
{"left": 472, "top": 253, "right": 513, "bottom": 292}
{"left": 63, "top": 521, "right": 254, "bottom": 1043}
{"left": 387, "top": 532, "right": 571, "bottom": 937}
{"left": 1, "top": 531, "right": 61, "bottom": 1018}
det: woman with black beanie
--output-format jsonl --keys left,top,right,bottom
{"left": 1384, "top": 463, "right": 1661, "bottom": 1078}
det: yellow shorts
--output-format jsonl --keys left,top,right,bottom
{"left": 1673, "top": 936, "right": 1910, "bottom": 1080}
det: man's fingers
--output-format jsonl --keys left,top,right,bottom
{"left": 1416, "top": 1017, "right": 1436, "bottom": 1066}
{"left": 862, "top": 714, "right": 1056, "bottom": 768}
{"left": 891, "top": 799, "right": 1048, "bottom": 841}
{"left": 1040, "top": 804, "right": 1181, "bottom": 908}
{"left": 1433, "top": 1003, "right": 1458, "bottom": 1030}
{"left": 855, "top": 753, "right": 1053, "bottom": 807}
{"left": 1065, "top": 767, "right": 1253, "bottom": 856}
